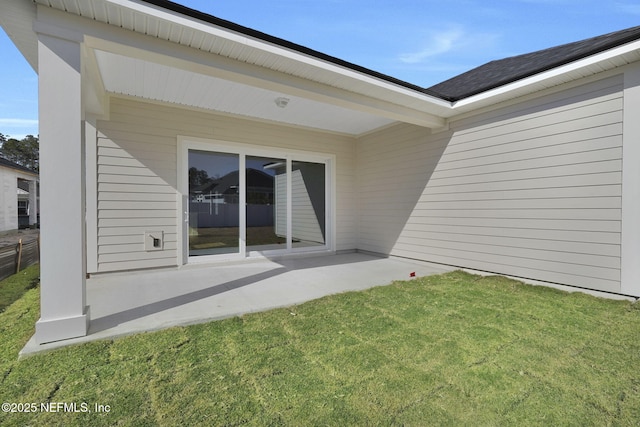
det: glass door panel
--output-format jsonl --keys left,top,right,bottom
{"left": 188, "top": 150, "right": 240, "bottom": 256}
{"left": 246, "top": 156, "right": 287, "bottom": 252}
{"left": 291, "top": 160, "right": 325, "bottom": 248}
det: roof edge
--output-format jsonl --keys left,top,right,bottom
{"left": 459, "top": 35, "right": 640, "bottom": 101}
{"left": 430, "top": 26, "right": 640, "bottom": 102}
{"left": 0, "top": 157, "right": 38, "bottom": 175}
{"left": 139, "top": 0, "right": 437, "bottom": 97}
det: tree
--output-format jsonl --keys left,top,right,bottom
{"left": 0, "top": 134, "right": 39, "bottom": 172}
{"left": 189, "top": 167, "right": 210, "bottom": 187}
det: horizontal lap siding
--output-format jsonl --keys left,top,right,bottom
{"left": 357, "top": 125, "right": 445, "bottom": 254}
{"left": 96, "top": 120, "right": 178, "bottom": 272}
{"left": 96, "top": 98, "right": 355, "bottom": 273}
{"left": 357, "top": 75, "right": 623, "bottom": 293}
{"left": 290, "top": 169, "right": 325, "bottom": 244}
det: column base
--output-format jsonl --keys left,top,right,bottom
{"left": 35, "top": 306, "right": 90, "bottom": 344}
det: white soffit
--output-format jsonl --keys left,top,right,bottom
{"left": 29, "top": 0, "right": 640, "bottom": 124}
{"left": 94, "top": 50, "right": 395, "bottom": 135}
{"left": 34, "top": 0, "right": 448, "bottom": 113}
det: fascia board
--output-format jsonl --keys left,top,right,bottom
{"left": 33, "top": 1, "right": 640, "bottom": 126}
{"left": 0, "top": 166, "right": 38, "bottom": 179}
{"left": 77, "top": 0, "right": 450, "bottom": 108}
{"left": 35, "top": 3, "right": 447, "bottom": 128}
{"left": 90, "top": 36, "right": 446, "bottom": 128}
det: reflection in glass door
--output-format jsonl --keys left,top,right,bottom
{"left": 188, "top": 150, "right": 240, "bottom": 256}
{"left": 291, "top": 161, "right": 325, "bottom": 248}
{"left": 182, "top": 141, "right": 331, "bottom": 261}
{"left": 246, "top": 156, "right": 287, "bottom": 252}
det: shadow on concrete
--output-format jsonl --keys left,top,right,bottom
{"left": 88, "top": 253, "right": 389, "bottom": 334}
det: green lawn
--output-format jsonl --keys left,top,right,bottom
{"left": 189, "top": 226, "right": 286, "bottom": 250}
{"left": 0, "top": 264, "right": 40, "bottom": 313}
{"left": 1, "top": 265, "right": 640, "bottom": 426}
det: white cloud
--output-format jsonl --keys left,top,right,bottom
{"left": 397, "top": 26, "right": 501, "bottom": 71}
{"left": 0, "top": 118, "right": 38, "bottom": 127}
{"left": 398, "top": 27, "right": 465, "bottom": 64}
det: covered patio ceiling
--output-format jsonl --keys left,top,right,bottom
{"left": 92, "top": 49, "right": 398, "bottom": 136}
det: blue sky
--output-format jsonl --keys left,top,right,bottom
{"left": 1, "top": 0, "right": 639, "bottom": 139}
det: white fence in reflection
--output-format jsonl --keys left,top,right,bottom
{"left": 189, "top": 202, "right": 274, "bottom": 228}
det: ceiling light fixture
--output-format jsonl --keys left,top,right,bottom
{"left": 274, "top": 97, "right": 290, "bottom": 108}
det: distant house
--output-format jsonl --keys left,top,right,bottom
{"left": 1, "top": 0, "right": 640, "bottom": 345}
{"left": 0, "top": 157, "right": 38, "bottom": 232}
{"left": 189, "top": 168, "right": 276, "bottom": 231}
{"left": 190, "top": 168, "right": 274, "bottom": 205}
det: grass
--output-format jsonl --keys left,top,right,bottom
{"left": 1, "top": 266, "right": 640, "bottom": 426}
{"left": 189, "top": 226, "right": 286, "bottom": 250}
{"left": 0, "top": 264, "right": 39, "bottom": 313}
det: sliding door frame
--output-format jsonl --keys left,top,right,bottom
{"left": 177, "top": 136, "right": 335, "bottom": 265}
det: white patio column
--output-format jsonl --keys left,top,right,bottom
{"left": 621, "top": 62, "right": 640, "bottom": 298}
{"left": 28, "top": 179, "right": 37, "bottom": 227}
{"left": 34, "top": 32, "right": 88, "bottom": 343}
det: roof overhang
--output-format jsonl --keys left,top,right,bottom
{"left": 0, "top": 161, "right": 38, "bottom": 179}
{"left": 6, "top": 0, "right": 450, "bottom": 136}
{"left": 1, "top": 0, "right": 38, "bottom": 70}
{"left": 1, "top": 0, "right": 639, "bottom": 135}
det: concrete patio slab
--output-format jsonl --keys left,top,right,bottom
{"left": 21, "top": 252, "right": 452, "bottom": 356}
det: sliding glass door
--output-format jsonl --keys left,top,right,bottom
{"left": 246, "top": 155, "right": 286, "bottom": 252}
{"left": 188, "top": 150, "right": 240, "bottom": 256}
{"left": 291, "top": 161, "right": 325, "bottom": 248}
{"left": 270, "top": 160, "right": 326, "bottom": 249}
{"left": 182, "top": 140, "right": 332, "bottom": 262}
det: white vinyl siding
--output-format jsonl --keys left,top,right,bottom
{"left": 96, "top": 133, "right": 178, "bottom": 272}
{"left": 0, "top": 167, "right": 37, "bottom": 233}
{"left": 274, "top": 169, "right": 325, "bottom": 244}
{"left": 274, "top": 173, "right": 286, "bottom": 238}
{"left": 0, "top": 168, "right": 18, "bottom": 232}
{"left": 290, "top": 169, "right": 325, "bottom": 244}
{"left": 357, "top": 75, "right": 623, "bottom": 293}
{"left": 274, "top": 173, "right": 287, "bottom": 241}
{"left": 95, "top": 97, "right": 355, "bottom": 273}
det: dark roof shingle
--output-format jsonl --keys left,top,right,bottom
{"left": 427, "top": 26, "right": 640, "bottom": 102}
